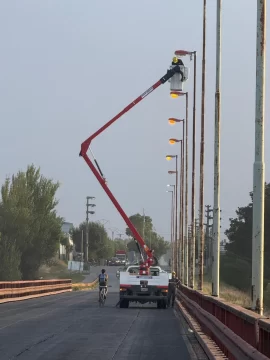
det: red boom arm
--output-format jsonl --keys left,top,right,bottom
{"left": 80, "top": 65, "right": 181, "bottom": 273}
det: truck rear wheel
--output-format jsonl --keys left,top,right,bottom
{"left": 157, "top": 299, "right": 167, "bottom": 309}
{"left": 120, "top": 299, "right": 129, "bottom": 308}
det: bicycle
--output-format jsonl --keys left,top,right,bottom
{"left": 99, "top": 286, "right": 107, "bottom": 307}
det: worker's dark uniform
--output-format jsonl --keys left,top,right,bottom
{"left": 167, "top": 277, "right": 180, "bottom": 307}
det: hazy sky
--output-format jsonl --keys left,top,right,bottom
{"left": 0, "top": 1, "right": 269, "bottom": 241}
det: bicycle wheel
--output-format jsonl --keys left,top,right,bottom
{"left": 99, "top": 289, "right": 105, "bottom": 307}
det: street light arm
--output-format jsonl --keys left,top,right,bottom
{"left": 79, "top": 64, "right": 182, "bottom": 273}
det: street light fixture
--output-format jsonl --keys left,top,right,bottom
{"left": 166, "top": 154, "right": 177, "bottom": 160}
{"left": 170, "top": 92, "right": 180, "bottom": 99}
{"left": 168, "top": 118, "right": 185, "bottom": 126}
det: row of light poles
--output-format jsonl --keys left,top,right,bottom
{"left": 165, "top": 1, "right": 213, "bottom": 293}
{"left": 166, "top": 51, "right": 197, "bottom": 289}
{"left": 165, "top": 0, "right": 266, "bottom": 316}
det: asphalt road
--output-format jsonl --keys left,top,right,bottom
{"left": 0, "top": 266, "right": 208, "bottom": 360}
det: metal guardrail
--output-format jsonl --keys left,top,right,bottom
{"left": 72, "top": 278, "right": 99, "bottom": 289}
{"left": 177, "top": 284, "right": 270, "bottom": 358}
{"left": 259, "top": 319, "right": 270, "bottom": 356}
{"left": 0, "top": 279, "right": 72, "bottom": 303}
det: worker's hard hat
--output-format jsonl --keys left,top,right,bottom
{"left": 172, "top": 271, "right": 176, "bottom": 275}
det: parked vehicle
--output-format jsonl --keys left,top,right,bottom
{"left": 119, "top": 266, "right": 169, "bottom": 308}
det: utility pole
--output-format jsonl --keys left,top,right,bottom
{"left": 195, "top": 217, "right": 199, "bottom": 257}
{"left": 184, "top": 93, "right": 189, "bottom": 287}
{"left": 251, "top": 0, "right": 266, "bottom": 316}
{"left": 86, "top": 196, "right": 96, "bottom": 262}
{"left": 198, "top": 0, "right": 207, "bottom": 292}
{"left": 81, "top": 229, "right": 84, "bottom": 262}
{"left": 188, "top": 224, "right": 192, "bottom": 264}
{"left": 212, "top": 0, "right": 222, "bottom": 297}
{"left": 205, "top": 205, "right": 213, "bottom": 269}
{"left": 190, "top": 51, "right": 197, "bottom": 289}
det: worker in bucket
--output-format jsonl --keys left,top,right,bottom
{"left": 167, "top": 271, "right": 180, "bottom": 307}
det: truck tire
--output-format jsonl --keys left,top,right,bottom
{"left": 120, "top": 299, "right": 129, "bottom": 308}
{"left": 157, "top": 299, "right": 167, "bottom": 309}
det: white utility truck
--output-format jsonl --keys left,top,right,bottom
{"left": 119, "top": 265, "right": 169, "bottom": 308}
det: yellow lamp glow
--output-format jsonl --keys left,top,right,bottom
{"left": 169, "top": 139, "right": 176, "bottom": 144}
{"left": 168, "top": 119, "right": 176, "bottom": 125}
{"left": 166, "top": 156, "right": 172, "bottom": 161}
{"left": 170, "top": 92, "right": 179, "bottom": 99}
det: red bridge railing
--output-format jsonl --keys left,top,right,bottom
{"left": 0, "top": 279, "right": 72, "bottom": 303}
{"left": 177, "top": 284, "right": 270, "bottom": 359}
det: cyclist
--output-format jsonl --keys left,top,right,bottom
{"left": 167, "top": 271, "right": 180, "bottom": 307}
{"left": 98, "top": 269, "right": 108, "bottom": 301}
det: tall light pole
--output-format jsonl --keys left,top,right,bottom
{"left": 252, "top": 0, "right": 266, "bottom": 315}
{"left": 174, "top": 50, "right": 197, "bottom": 289}
{"left": 198, "top": 0, "right": 207, "bottom": 291}
{"left": 212, "top": 0, "right": 222, "bottom": 297}
{"left": 86, "top": 196, "right": 96, "bottom": 262}
{"left": 167, "top": 189, "right": 174, "bottom": 270}
{"left": 169, "top": 136, "right": 184, "bottom": 281}
{"left": 167, "top": 184, "right": 175, "bottom": 269}
{"left": 167, "top": 157, "right": 178, "bottom": 274}
{"left": 168, "top": 94, "right": 189, "bottom": 286}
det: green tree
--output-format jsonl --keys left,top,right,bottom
{"left": 0, "top": 165, "right": 63, "bottom": 280}
{"left": 112, "top": 238, "right": 127, "bottom": 252}
{"left": 0, "top": 234, "right": 21, "bottom": 281}
{"left": 224, "top": 183, "right": 270, "bottom": 290}
{"left": 71, "top": 221, "right": 114, "bottom": 260}
{"left": 126, "top": 213, "right": 170, "bottom": 260}
{"left": 126, "top": 213, "right": 153, "bottom": 239}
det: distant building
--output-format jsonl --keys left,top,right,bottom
{"left": 59, "top": 222, "right": 74, "bottom": 261}
{"left": 61, "top": 222, "right": 73, "bottom": 234}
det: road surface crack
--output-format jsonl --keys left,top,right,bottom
{"left": 14, "top": 333, "right": 55, "bottom": 358}
{"left": 110, "top": 310, "right": 140, "bottom": 360}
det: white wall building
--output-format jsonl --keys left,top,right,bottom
{"left": 60, "top": 222, "right": 74, "bottom": 261}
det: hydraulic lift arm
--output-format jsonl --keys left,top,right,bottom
{"left": 80, "top": 61, "right": 184, "bottom": 274}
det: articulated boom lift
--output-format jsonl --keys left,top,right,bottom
{"left": 80, "top": 55, "right": 189, "bottom": 275}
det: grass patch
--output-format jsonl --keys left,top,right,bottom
{"left": 38, "top": 260, "right": 85, "bottom": 283}
{"left": 202, "top": 273, "right": 270, "bottom": 315}
{"left": 72, "top": 280, "right": 98, "bottom": 291}
{"left": 202, "top": 280, "right": 252, "bottom": 308}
